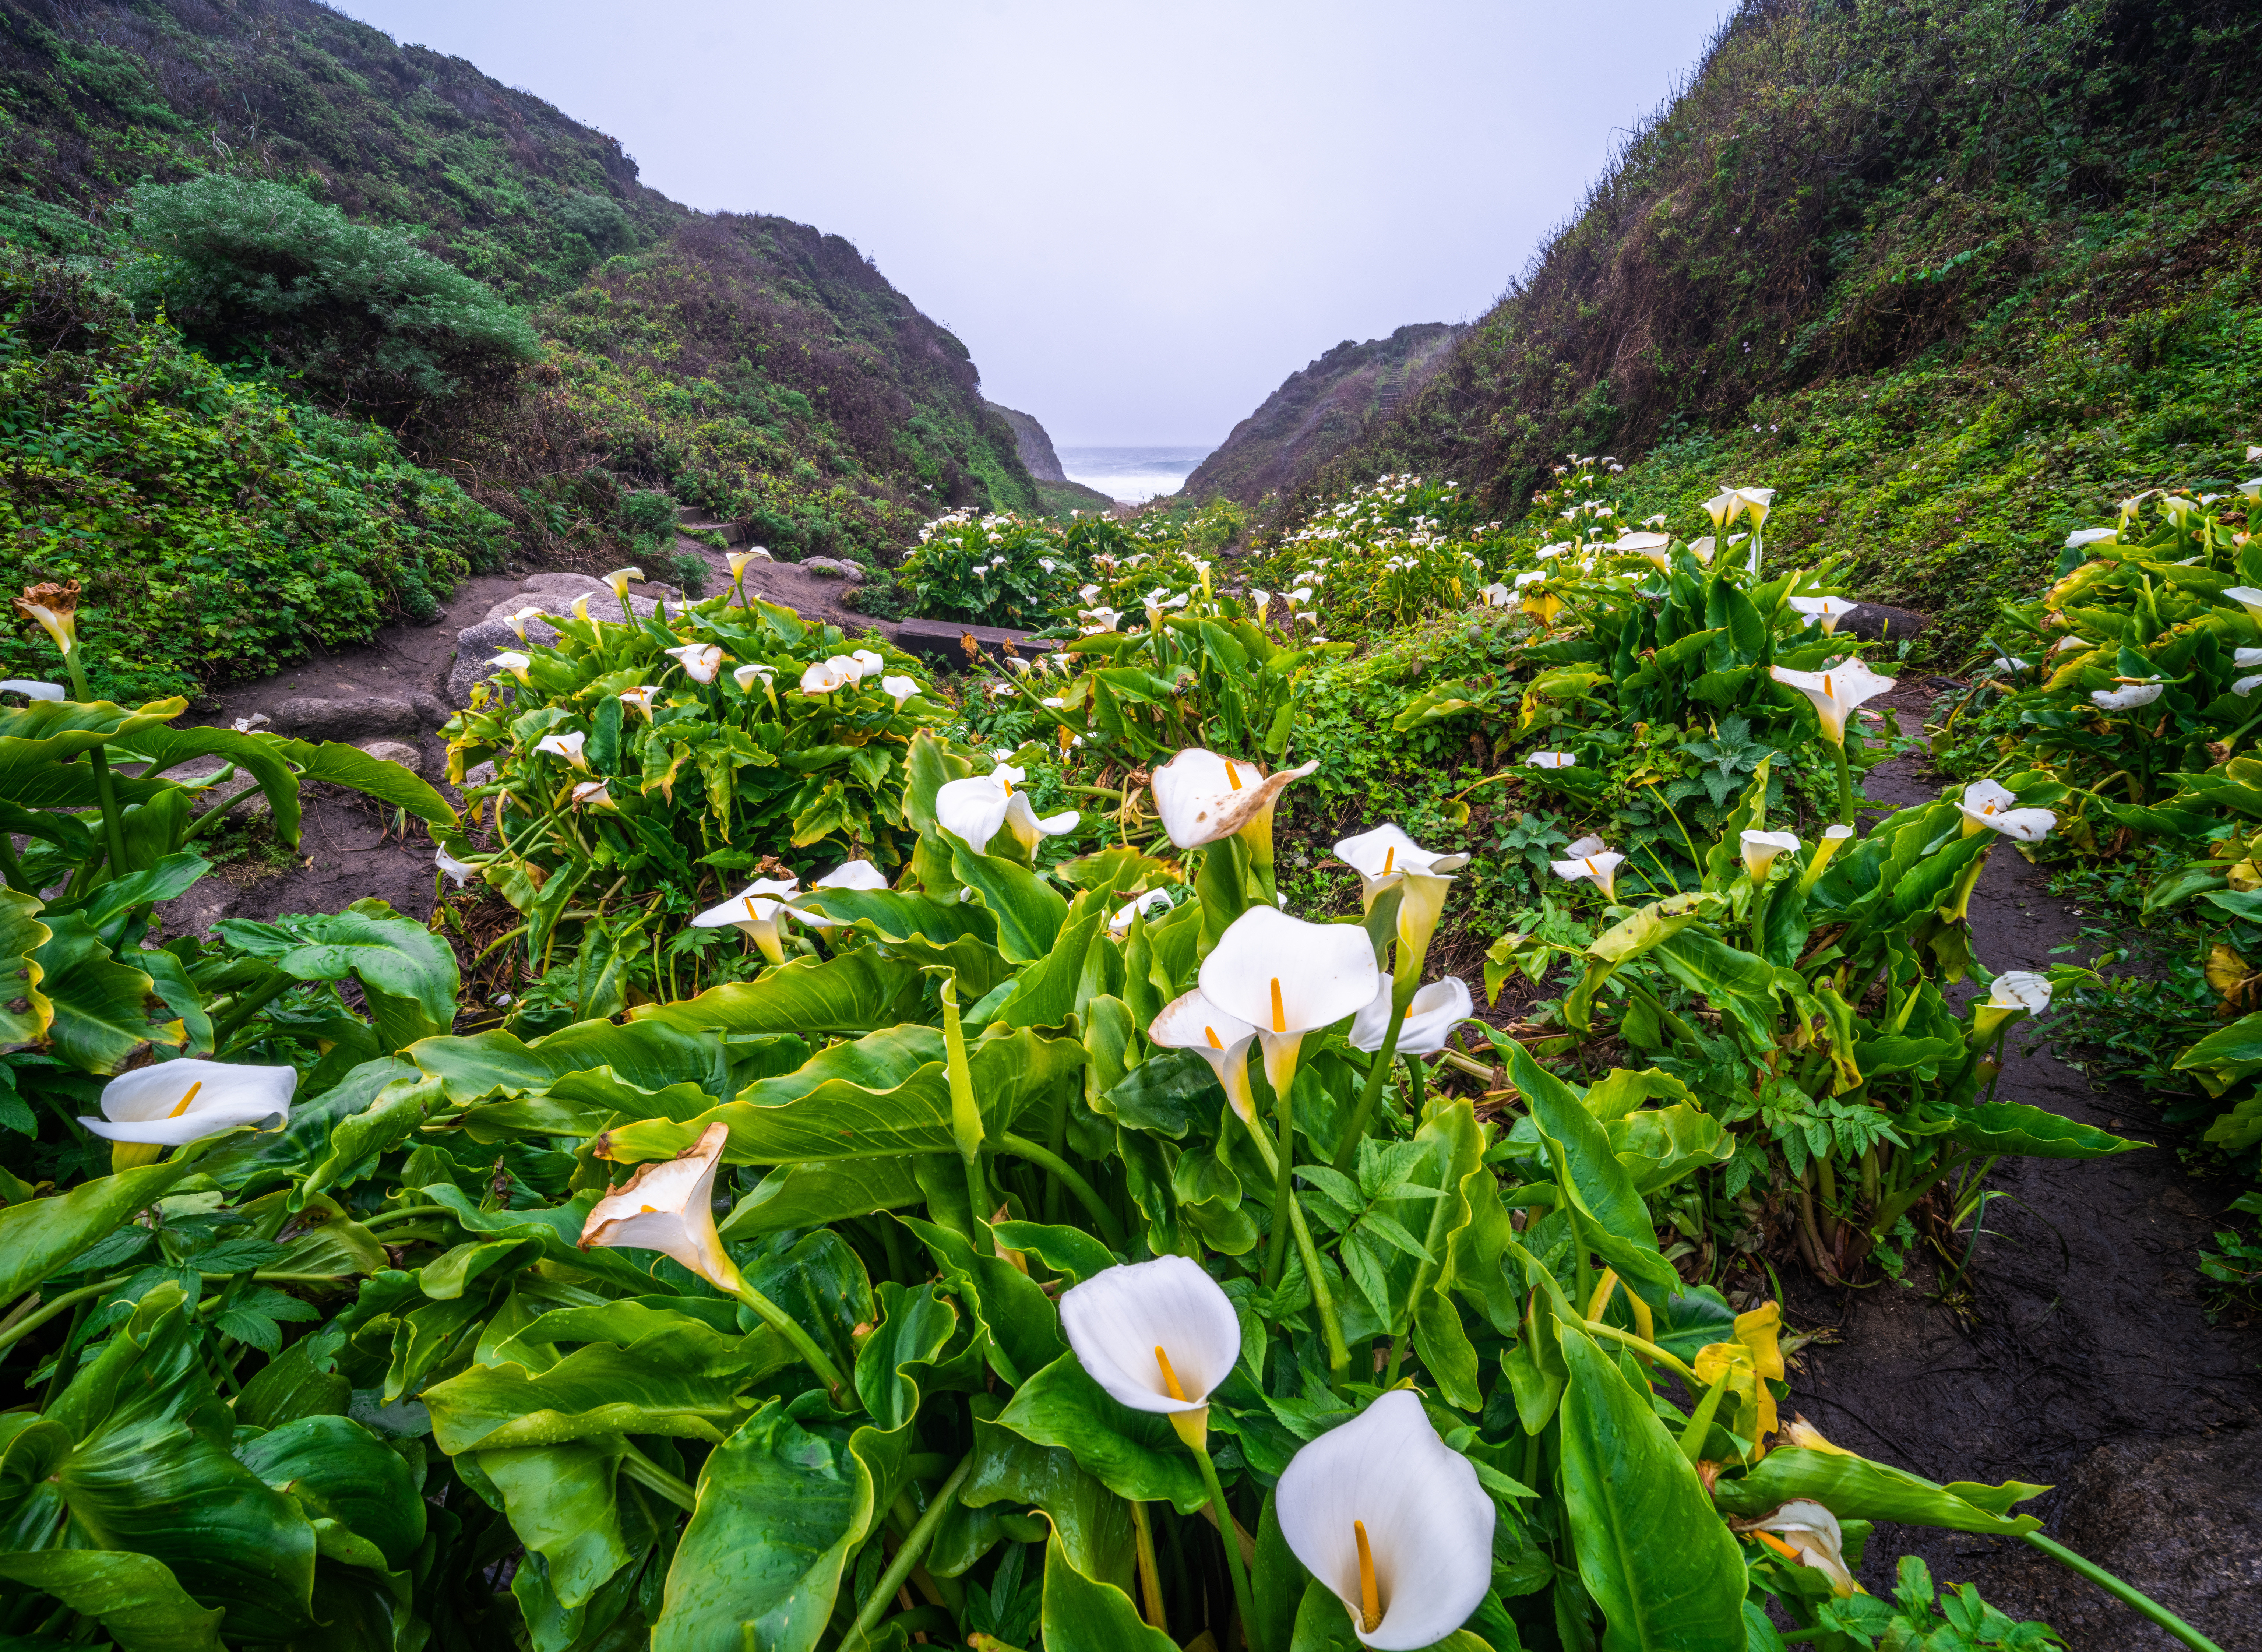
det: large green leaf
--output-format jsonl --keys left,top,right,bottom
{"left": 269, "top": 737, "right": 461, "bottom": 832}
{"left": 1556, "top": 1325, "right": 1745, "bottom": 1651}
{"left": 0, "top": 1550, "right": 225, "bottom": 1652}
{"left": 631, "top": 949, "right": 924, "bottom": 1038}
{"left": 1039, "top": 1523, "right": 1177, "bottom": 1652}
{"left": 409, "top": 1017, "right": 730, "bottom": 1105}
{"left": 132, "top": 724, "right": 304, "bottom": 849}
{"left": 716, "top": 1156, "right": 926, "bottom": 1240}
{"left": 0, "top": 884, "right": 52, "bottom": 1045}
{"left": 213, "top": 900, "right": 459, "bottom": 1050}
{"left": 35, "top": 909, "right": 179, "bottom": 1074}
{"left": 1710, "top": 1447, "right": 2044, "bottom": 1536}
{"left": 959, "top": 1415, "right": 1135, "bottom": 1589}
{"left": 47, "top": 1283, "right": 319, "bottom": 1641}
{"left": 1922, "top": 1101, "right": 2143, "bottom": 1159}
{"left": 1512, "top": 1046, "right": 1678, "bottom": 1300}
{"left": 596, "top": 1023, "right": 1082, "bottom": 1165}
{"left": 422, "top": 1320, "right": 761, "bottom": 1455}
{"left": 482, "top": 1441, "right": 633, "bottom": 1612}
{"left": 651, "top": 1401, "right": 879, "bottom": 1652}
{"left": 235, "top": 1415, "right": 426, "bottom": 1573}
{"left": 0, "top": 1153, "right": 208, "bottom": 1300}
{"left": 951, "top": 838, "right": 1069, "bottom": 961}
{"left": 993, "top": 1355, "right": 1206, "bottom": 1515}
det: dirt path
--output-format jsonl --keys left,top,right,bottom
{"left": 1780, "top": 688, "right": 2262, "bottom": 1648}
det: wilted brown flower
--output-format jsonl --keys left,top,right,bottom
{"left": 14, "top": 580, "right": 80, "bottom": 652}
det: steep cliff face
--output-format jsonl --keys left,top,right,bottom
{"left": 987, "top": 402, "right": 1067, "bottom": 481}
{"left": 1183, "top": 322, "right": 1462, "bottom": 504}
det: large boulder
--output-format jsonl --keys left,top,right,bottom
{"left": 445, "top": 574, "right": 664, "bottom": 705}
{"left": 1839, "top": 602, "right": 1930, "bottom": 643}
{"left": 268, "top": 694, "right": 448, "bottom": 741}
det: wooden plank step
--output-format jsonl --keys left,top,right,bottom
{"left": 894, "top": 616, "right": 1044, "bottom": 665}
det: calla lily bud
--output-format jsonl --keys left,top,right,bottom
{"left": 1198, "top": 905, "right": 1377, "bottom": 1096}
{"left": 1969, "top": 969, "right": 2051, "bottom": 1048}
{"left": 82, "top": 1059, "right": 297, "bottom": 1172}
{"left": 1781, "top": 1413, "right": 1854, "bottom": 1455}
{"left": 1060, "top": 1255, "right": 1241, "bottom": 1451}
{"left": 1276, "top": 1390, "right": 1495, "bottom": 1650}
{"left": 603, "top": 567, "right": 644, "bottom": 603}
{"left": 1150, "top": 989, "right": 1259, "bottom": 1127}
{"left": 1740, "top": 829, "right": 1801, "bottom": 881}
{"left": 691, "top": 876, "right": 801, "bottom": 964}
{"left": 580, "top": 1121, "right": 741, "bottom": 1295}
{"left": 1799, "top": 823, "right": 1855, "bottom": 892}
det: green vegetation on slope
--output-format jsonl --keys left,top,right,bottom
{"left": 1298, "top": 0, "right": 2262, "bottom": 656}
{"left": 0, "top": 0, "right": 1037, "bottom": 691}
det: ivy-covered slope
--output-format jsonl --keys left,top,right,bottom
{"left": 1294, "top": 0, "right": 2262, "bottom": 655}
{"left": 0, "top": 0, "right": 1035, "bottom": 604}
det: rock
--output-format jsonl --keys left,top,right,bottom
{"left": 461, "top": 760, "right": 496, "bottom": 788}
{"left": 151, "top": 756, "right": 270, "bottom": 818}
{"left": 518, "top": 571, "right": 607, "bottom": 599}
{"left": 359, "top": 739, "right": 424, "bottom": 775}
{"left": 268, "top": 695, "right": 438, "bottom": 742}
{"left": 447, "top": 589, "right": 665, "bottom": 706}
{"left": 1840, "top": 602, "right": 1930, "bottom": 642}
{"left": 802, "top": 557, "right": 867, "bottom": 585}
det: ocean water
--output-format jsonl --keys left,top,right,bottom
{"left": 1057, "top": 445, "right": 1215, "bottom": 504}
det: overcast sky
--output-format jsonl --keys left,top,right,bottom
{"left": 337, "top": 0, "right": 1727, "bottom": 447}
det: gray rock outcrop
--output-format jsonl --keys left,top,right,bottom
{"left": 445, "top": 572, "right": 667, "bottom": 706}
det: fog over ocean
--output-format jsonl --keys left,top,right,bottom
{"left": 1058, "top": 446, "right": 1214, "bottom": 504}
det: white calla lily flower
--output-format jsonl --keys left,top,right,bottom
{"left": 800, "top": 659, "right": 848, "bottom": 693}
{"left": 2235, "top": 647, "right": 2262, "bottom": 669}
{"left": 1334, "top": 823, "right": 1468, "bottom": 976}
{"left": 2091, "top": 680, "right": 2164, "bottom": 711}
{"left": 1151, "top": 748, "right": 1318, "bottom": 856}
{"left": 732, "top": 662, "right": 776, "bottom": 697}
{"left": 1789, "top": 595, "right": 1859, "bottom": 634}
{"left": 1276, "top": 1389, "right": 1495, "bottom": 1650}
{"left": 1970, "top": 968, "right": 2053, "bottom": 1047}
{"left": 0, "top": 679, "right": 63, "bottom": 701}
{"left": 618, "top": 684, "right": 660, "bottom": 719}
{"left": 794, "top": 859, "right": 890, "bottom": 928}
{"left": 1527, "top": 750, "right": 1577, "bottom": 769}
{"left": 1109, "top": 888, "right": 1173, "bottom": 934}
{"left": 935, "top": 766, "right": 1076, "bottom": 856}
{"left": 1769, "top": 659, "right": 1897, "bottom": 746}
{"left": 2065, "top": 527, "right": 2118, "bottom": 550}
{"left": 1613, "top": 530, "right": 1673, "bottom": 569}
{"left": 82, "top": 1059, "right": 297, "bottom": 1169}
{"left": 568, "top": 779, "right": 613, "bottom": 809}
{"left": 1351, "top": 975, "right": 1471, "bottom": 1055}
{"left": 490, "top": 651, "right": 533, "bottom": 684}
{"left": 1957, "top": 779, "right": 2057, "bottom": 842}
{"left": 1198, "top": 905, "right": 1378, "bottom": 1095}
{"left": 2236, "top": 674, "right": 2262, "bottom": 698}
{"left": 880, "top": 674, "right": 920, "bottom": 708}
{"left": 1740, "top": 829, "right": 1802, "bottom": 880}
{"left": 579, "top": 1122, "right": 741, "bottom": 1294}
{"left": 1740, "top": 1500, "right": 1857, "bottom": 1598}
{"left": 435, "top": 845, "right": 479, "bottom": 888}
{"left": 690, "top": 876, "right": 801, "bottom": 964}
{"left": 1477, "top": 582, "right": 1511, "bottom": 607}
{"left": 1551, "top": 834, "right": 1625, "bottom": 900}
{"left": 1688, "top": 535, "right": 1717, "bottom": 564}
{"left": 602, "top": 567, "right": 644, "bottom": 603}
{"left": 534, "top": 731, "right": 588, "bottom": 768}
{"left": 663, "top": 643, "right": 723, "bottom": 683}
{"left": 1060, "top": 1255, "right": 1241, "bottom": 1450}
{"left": 2225, "top": 587, "right": 2262, "bottom": 625}
{"left": 850, "top": 648, "right": 886, "bottom": 680}
{"left": 726, "top": 548, "right": 773, "bottom": 580}
{"left": 1149, "top": 989, "right": 1260, "bottom": 1127}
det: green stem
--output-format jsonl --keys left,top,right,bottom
{"left": 839, "top": 1452, "right": 973, "bottom": 1652}
{"left": 1577, "top": 1318, "right": 1705, "bottom": 1390}
{"left": 1385, "top": 1127, "right": 1461, "bottom": 1388}
{"left": 618, "top": 1441, "right": 697, "bottom": 1510}
{"left": 1832, "top": 740, "right": 1854, "bottom": 825}
{"left": 1869, "top": 1148, "right": 1981, "bottom": 1240}
{"left": 997, "top": 1134, "right": 1124, "bottom": 1251}
{"left": 362, "top": 1204, "right": 454, "bottom": 1230}
{"left": 1192, "top": 1442, "right": 1262, "bottom": 1652}
{"left": 0, "top": 832, "right": 28, "bottom": 896}
{"left": 59, "top": 650, "right": 129, "bottom": 877}
{"left": 211, "top": 968, "right": 298, "bottom": 1047}
{"left": 1332, "top": 996, "right": 1409, "bottom": 1173}
{"left": 730, "top": 1276, "right": 847, "bottom": 1396}
{"left": 1264, "top": 1059, "right": 1299, "bottom": 1289}
{"left": 2020, "top": 1531, "right": 2225, "bottom": 1652}
{"left": 1234, "top": 1090, "right": 1350, "bottom": 1388}
{"left": 0, "top": 1273, "right": 129, "bottom": 1357}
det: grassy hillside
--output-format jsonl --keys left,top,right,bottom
{"left": 1294, "top": 0, "right": 2262, "bottom": 655}
{"left": 0, "top": 0, "right": 1036, "bottom": 691}
{"left": 1187, "top": 322, "right": 1461, "bottom": 506}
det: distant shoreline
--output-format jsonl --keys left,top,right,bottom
{"left": 1058, "top": 444, "right": 1215, "bottom": 506}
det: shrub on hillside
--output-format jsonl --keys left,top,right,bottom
{"left": 0, "top": 254, "right": 507, "bottom": 701}
{"left": 119, "top": 174, "right": 541, "bottom": 419}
